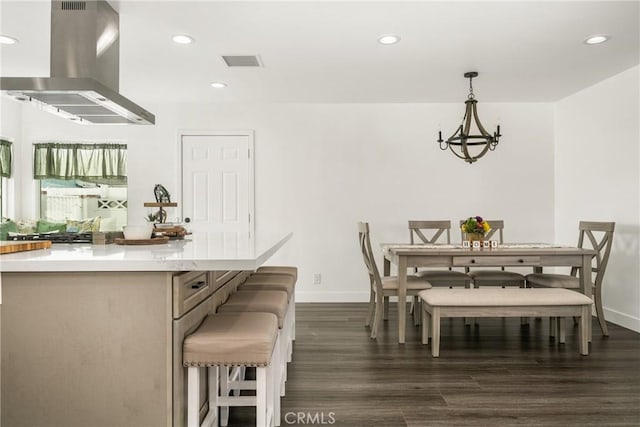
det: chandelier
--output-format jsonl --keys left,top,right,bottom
{"left": 438, "top": 71, "right": 501, "bottom": 164}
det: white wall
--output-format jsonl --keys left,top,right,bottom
{"left": 554, "top": 65, "right": 640, "bottom": 332}
{"left": 0, "top": 98, "right": 22, "bottom": 219}
{"left": 6, "top": 101, "right": 555, "bottom": 303}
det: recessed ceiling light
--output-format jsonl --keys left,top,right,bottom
{"left": 584, "top": 34, "right": 610, "bottom": 45}
{"left": 210, "top": 82, "right": 227, "bottom": 89}
{"left": 172, "top": 34, "right": 194, "bottom": 44}
{"left": 378, "top": 34, "right": 400, "bottom": 45}
{"left": 0, "top": 35, "right": 18, "bottom": 45}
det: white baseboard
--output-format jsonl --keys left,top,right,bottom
{"left": 295, "top": 291, "right": 370, "bottom": 303}
{"left": 603, "top": 306, "right": 640, "bottom": 333}
{"left": 295, "top": 293, "right": 640, "bottom": 333}
{"left": 295, "top": 292, "right": 421, "bottom": 303}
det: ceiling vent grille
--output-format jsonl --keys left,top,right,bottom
{"left": 221, "top": 55, "right": 262, "bottom": 67}
{"left": 61, "top": 1, "right": 86, "bottom": 11}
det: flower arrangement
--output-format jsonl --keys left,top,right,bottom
{"left": 461, "top": 216, "right": 491, "bottom": 236}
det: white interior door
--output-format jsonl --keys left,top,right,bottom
{"left": 181, "top": 132, "right": 254, "bottom": 235}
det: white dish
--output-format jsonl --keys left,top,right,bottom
{"left": 123, "top": 224, "right": 154, "bottom": 240}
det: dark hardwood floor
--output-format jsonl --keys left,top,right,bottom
{"left": 228, "top": 303, "right": 640, "bottom": 426}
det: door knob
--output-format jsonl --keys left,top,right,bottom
{"left": 184, "top": 217, "right": 191, "bottom": 223}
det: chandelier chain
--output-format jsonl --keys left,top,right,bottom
{"left": 468, "top": 75, "right": 475, "bottom": 100}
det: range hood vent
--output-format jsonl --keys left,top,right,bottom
{"left": 0, "top": 0, "right": 155, "bottom": 125}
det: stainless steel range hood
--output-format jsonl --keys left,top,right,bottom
{"left": 1, "top": 0, "right": 155, "bottom": 125}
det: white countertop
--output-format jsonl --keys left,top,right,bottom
{"left": 0, "top": 231, "right": 293, "bottom": 272}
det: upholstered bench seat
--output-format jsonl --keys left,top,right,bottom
{"left": 418, "top": 288, "right": 593, "bottom": 357}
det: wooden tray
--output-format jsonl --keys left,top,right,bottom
{"left": 0, "top": 240, "right": 52, "bottom": 254}
{"left": 114, "top": 237, "right": 170, "bottom": 245}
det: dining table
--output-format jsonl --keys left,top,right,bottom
{"left": 381, "top": 243, "right": 597, "bottom": 344}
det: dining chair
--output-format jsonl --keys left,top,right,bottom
{"left": 408, "top": 220, "right": 472, "bottom": 325}
{"left": 459, "top": 219, "right": 526, "bottom": 288}
{"left": 408, "top": 220, "right": 472, "bottom": 288}
{"left": 358, "top": 222, "right": 432, "bottom": 339}
{"left": 526, "top": 221, "right": 615, "bottom": 336}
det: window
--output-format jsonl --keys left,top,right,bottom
{"left": 34, "top": 143, "right": 127, "bottom": 231}
{"left": 0, "top": 139, "right": 12, "bottom": 219}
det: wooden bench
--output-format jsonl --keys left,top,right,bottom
{"left": 418, "top": 288, "right": 593, "bottom": 357}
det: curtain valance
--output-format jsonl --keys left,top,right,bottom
{"left": 33, "top": 143, "right": 127, "bottom": 180}
{"left": 0, "top": 139, "right": 12, "bottom": 178}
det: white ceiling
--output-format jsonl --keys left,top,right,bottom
{"left": 1, "top": 0, "right": 638, "bottom": 105}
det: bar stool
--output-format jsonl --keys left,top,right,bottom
{"left": 255, "top": 266, "right": 297, "bottom": 281}
{"left": 217, "top": 290, "right": 290, "bottom": 399}
{"left": 242, "top": 273, "right": 297, "bottom": 346}
{"left": 182, "top": 312, "right": 280, "bottom": 427}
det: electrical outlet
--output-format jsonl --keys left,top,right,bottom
{"left": 312, "top": 273, "right": 322, "bottom": 285}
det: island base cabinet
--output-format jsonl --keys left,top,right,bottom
{"left": 1, "top": 272, "right": 174, "bottom": 427}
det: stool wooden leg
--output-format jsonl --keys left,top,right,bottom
{"left": 220, "top": 366, "right": 230, "bottom": 426}
{"left": 256, "top": 367, "right": 268, "bottom": 427}
{"left": 292, "top": 291, "right": 296, "bottom": 342}
{"left": 187, "top": 367, "right": 200, "bottom": 427}
{"left": 202, "top": 367, "right": 218, "bottom": 427}
{"left": 188, "top": 366, "right": 218, "bottom": 427}
{"left": 271, "top": 348, "right": 280, "bottom": 427}
{"left": 269, "top": 336, "right": 281, "bottom": 426}
{"left": 279, "top": 330, "right": 287, "bottom": 397}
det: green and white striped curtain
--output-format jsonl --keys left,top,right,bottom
{"left": 0, "top": 139, "right": 12, "bottom": 178}
{"left": 33, "top": 143, "right": 127, "bottom": 181}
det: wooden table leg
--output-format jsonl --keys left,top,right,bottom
{"left": 397, "top": 256, "right": 407, "bottom": 344}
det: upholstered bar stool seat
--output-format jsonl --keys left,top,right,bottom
{"left": 218, "top": 290, "right": 288, "bottom": 328}
{"left": 255, "top": 266, "right": 298, "bottom": 281}
{"left": 182, "top": 312, "right": 279, "bottom": 427}
{"left": 241, "top": 279, "right": 295, "bottom": 299}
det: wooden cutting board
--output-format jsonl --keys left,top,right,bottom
{"left": 0, "top": 240, "right": 52, "bottom": 254}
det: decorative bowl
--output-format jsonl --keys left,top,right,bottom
{"left": 122, "top": 224, "right": 154, "bottom": 240}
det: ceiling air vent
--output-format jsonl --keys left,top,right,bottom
{"left": 221, "top": 55, "right": 262, "bottom": 67}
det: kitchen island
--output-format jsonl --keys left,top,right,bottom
{"left": 0, "top": 231, "right": 292, "bottom": 427}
